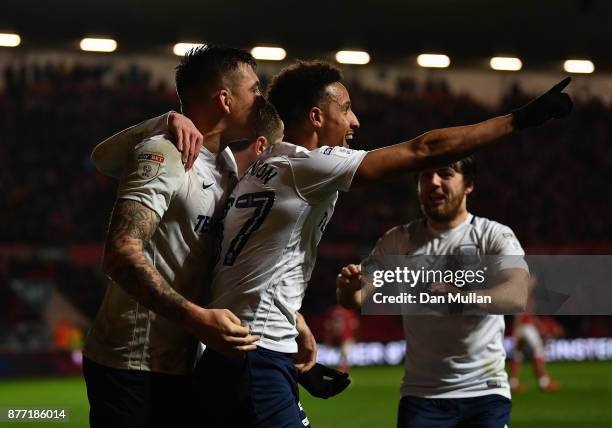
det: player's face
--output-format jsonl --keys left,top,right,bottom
{"left": 418, "top": 166, "right": 472, "bottom": 223}
{"left": 318, "top": 82, "right": 360, "bottom": 148}
{"left": 225, "top": 63, "right": 263, "bottom": 141}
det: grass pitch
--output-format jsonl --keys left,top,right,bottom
{"left": 0, "top": 362, "right": 610, "bottom": 427}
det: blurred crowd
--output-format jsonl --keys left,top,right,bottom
{"left": 1, "top": 62, "right": 611, "bottom": 346}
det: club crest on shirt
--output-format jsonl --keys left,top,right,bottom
{"left": 453, "top": 244, "right": 481, "bottom": 267}
{"left": 136, "top": 153, "right": 164, "bottom": 179}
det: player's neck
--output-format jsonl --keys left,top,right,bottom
{"left": 184, "top": 107, "right": 227, "bottom": 154}
{"left": 283, "top": 128, "right": 318, "bottom": 150}
{"left": 427, "top": 209, "right": 469, "bottom": 232}
{"left": 202, "top": 130, "right": 226, "bottom": 154}
{"left": 233, "top": 150, "right": 251, "bottom": 177}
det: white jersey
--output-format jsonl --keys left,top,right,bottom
{"left": 209, "top": 142, "right": 367, "bottom": 353}
{"left": 84, "top": 135, "right": 237, "bottom": 374}
{"left": 371, "top": 214, "right": 528, "bottom": 399}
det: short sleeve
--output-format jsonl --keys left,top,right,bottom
{"left": 290, "top": 146, "right": 367, "bottom": 203}
{"left": 91, "top": 112, "right": 172, "bottom": 178}
{"left": 370, "top": 226, "right": 406, "bottom": 257}
{"left": 117, "top": 136, "right": 184, "bottom": 218}
{"left": 488, "top": 223, "right": 529, "bottom": 272}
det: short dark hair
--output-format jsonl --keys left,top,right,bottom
{"left": 255, "top": 100, "right": 282, "bottom": 143}
{"left": 267, "top": 60, "right": 342, "bottom": 128}
{"left": 415, "top": 155, "right": 477, "bottom": 186}
{"left": 231, "top": 100, "right": 283, "bottom": 152}
{"left": 450, "top": 155, "right": 477, "bottom": 185}
{"left": 175, "top": 45, "right": 256, "bottom": 107}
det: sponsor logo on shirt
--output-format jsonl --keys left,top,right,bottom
{"left": 138, "top": 153, "right": 165, "bottom": 163}
{"left": 194, "top": 214, "right": 220, "bottom": 234}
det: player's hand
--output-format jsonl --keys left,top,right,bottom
{"left": 298, "top": 363, "right": 351, "bottom": 399}
{"left": 512, "top": 77, "right": 573, "bottom": 130}
{"left": 336, "top": 264, "right": 363, "bottom": 292}
{"left": 429, "top": 282, "right": 455, "bottom": 294}
{"left": 168, "top": 111, "right": 203, "bottom": 170}
{"left": 294, "top": 313, "right": 317, "bottom": 373}
{"left": 186, "top": 307, "right": 260, "bottom": 357}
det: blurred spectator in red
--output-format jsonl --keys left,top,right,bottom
{"left": 324, "top": 305, "right": 359, "bottom": 372}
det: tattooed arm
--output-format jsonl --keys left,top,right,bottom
{"left": 103, "top": 198, "right": 259, "bottom": 355}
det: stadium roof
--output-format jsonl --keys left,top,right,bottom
{"left": 3, "top": 0, "right": 611, "bottom": 67}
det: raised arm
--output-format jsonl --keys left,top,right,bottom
{"left": 91, "top": 112, "right": 203, "bottom": 177}
{"left": 103, "top": 199, "right": 258, "bottom": 355}
{"left": 352, "top": 77, "right": 573, "bottom": 188}
{"left": 336, "top": 264, "right": 364, "bottom": 309}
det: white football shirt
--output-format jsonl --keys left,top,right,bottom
{"left": 84, "top": 134, "right": 237, "bottom": 374}
{"left": 209, "top": 142, "right": 367, "bottom": 353}
{"left": 371, "top": 213, "right": 528, "bottom": 399}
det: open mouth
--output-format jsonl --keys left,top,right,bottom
{"left": 428, "top": 194, "right": 446, "bottom": 204}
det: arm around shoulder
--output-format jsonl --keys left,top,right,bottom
{"left": 91, "top": 112, "right": 173, "bottom": 178}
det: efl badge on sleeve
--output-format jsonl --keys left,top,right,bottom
{"left": 331, "top": 146, "right": 353, "bottom": 158}
{"left": 137, "top": 153, "right": 165, "bottom": 179}
{"left": 503, "top": 232, "right": 522, "bottom": 250}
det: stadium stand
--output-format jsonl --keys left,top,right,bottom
{"left": 1, "top": 62, "right": 611, "bottom": 352}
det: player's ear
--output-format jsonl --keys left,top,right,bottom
{"left": 217, "top": 89, "right": 231, "bottom": 114}
{"left": 465, "top": 180, "right": 474, "bottom": 196}
{"left": 309, "top": 107, "right": 324, "bottom": 129}
{"left": 254, "top": 136, "right": 268, "bottom": 155}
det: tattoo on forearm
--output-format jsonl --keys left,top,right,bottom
{"left": 105, "top": 199, "right": 190, "bottom": 323}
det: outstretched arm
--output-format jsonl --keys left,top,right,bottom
{"left": 353, "top": 115, "right": 514, "bottom": 186}
{"left": 352, "top": 78, "right": 573, "bottom": 187}
{"left": 103, "top": 199, "right": 258, "bottom": 355}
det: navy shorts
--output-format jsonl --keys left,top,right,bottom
{"left": 83, "top": 357, "right": 195, "bottom": 428}
{"left": 195, "top": 347, "right": 310, "bottom": 428}
{"left": 397, "top": 394, "right": 511, "bottom": 428}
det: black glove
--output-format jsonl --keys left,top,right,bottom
{"left": 298, "top": 363, "right": 351, "bottom": 399}
{"left": 512, "top": 77, "right": 573, "bottom": 130}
